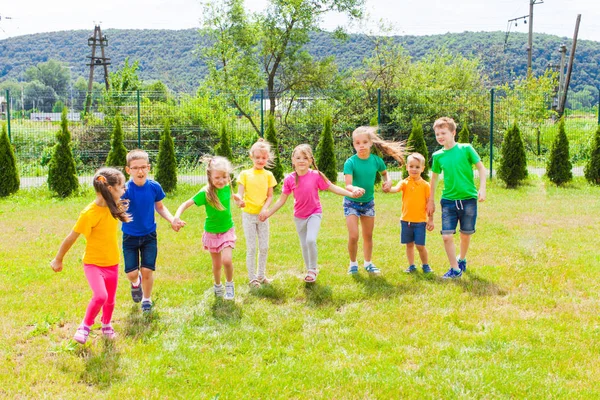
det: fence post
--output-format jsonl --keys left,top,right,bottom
{"left": 260, "top": 89, "right": 264, "bottom": 138}
{"left": 5, "top": 90, "right": 11, "bottom": 142}
{"left": 136, "top": 90, "right": 141, "bottom": 148}
{"left": 489, "top": 88, "right": 494, "bottom": 179}
{"left": 377, "top": 88, "right": 381, "bottom": 126}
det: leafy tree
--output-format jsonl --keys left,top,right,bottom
{"left": 106, "top": 113, "right": 129, "bottom": 179}
{"left": 403, "top": 119, "right": 429, "bottom": 180}
{"left": 24, "top": 59, "right": 70, "bottom": 97}
{"left": 316, "top": 115, "right": 337, "bottom": 182}
{"left": 24, "top": 80, "right": 58, "bottom": 111}
{"left": 498, "top": 123, "right": 528, "bottom": 188}
{"left": 143, "top": 81, "right": 169, "bottom": 103}
{"left": 154, "top": 120, "right": 178, "bottom": 193}
{"left": 48, "top": 108, "right": 79, "bottom": 197}
{"left": 546, "top": 118, "right": 572, "bottom": 185}
{"left": 584, "top": 125, "right": 600, "bottom": 185}
{"left": 0, "top": 123, "right": 20, "bottom": 197}
{"left": 215, "top": 122, "right": 234, "bottom": 161}
{"left": 265, "top": 115, "right": 284, "bottom": 184}
{"left": 109, "top": 58, "right": 141, "bottom": 93}
{"left": 458, "top": 121, "right": 471, "bottom": 143}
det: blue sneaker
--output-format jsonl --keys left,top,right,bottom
{"left": 404, "top": 265, "right": 417, "bottom": 273}
{"left": 442, "top": 268, "right": 462, "bottom": 279}
{"left": 364, "top": 264, "right": 381, "bottom": 274}
{"left": 348, "top": 265, "right": 359, "bottom": 275}
{"left": 141, "top": 300, "right": 153, "bottom": 313}
{"left": 130, "top": 272, "right": 143, "bottom": 303}
{"left": 422, "top": 264, "right": 432, "bottom": 273}
{"left": 457, "top": 258, "right": 467, "bottom": 272}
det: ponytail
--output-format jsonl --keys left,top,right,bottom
{"left": 93, "top": 168, "right": 131, "bottom": 222}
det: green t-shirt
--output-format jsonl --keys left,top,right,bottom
{"left": 343, "top": 154, "right": 386, "bottom": 203}
{"left": 192, "top": 185, "right": 234, "bottom": 233}
{"left": 431, "top": 143, "right": 481, "bottom": 200}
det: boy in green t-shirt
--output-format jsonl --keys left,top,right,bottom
{"left": 427, "top": 117, "right": 487, "bottom": 279}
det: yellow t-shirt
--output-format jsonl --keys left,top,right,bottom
{"left": 237, "top": 169, "right": 277, "bottom": 215}
{"left": 398, "top": 177, "right": 430, "bottom": 223}
{"left": 73, "top": 202, "right": 120, "bottom": 266}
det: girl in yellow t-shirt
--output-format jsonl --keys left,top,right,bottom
{"left": 51, "top": 168, "right": 131, "bottom": 344}
{"left": 236, "top": 139, "right": 277, "bottom": 288}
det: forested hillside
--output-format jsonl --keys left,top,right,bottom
{"left": 1, "top": 28, "right": 598, "bottom": 93}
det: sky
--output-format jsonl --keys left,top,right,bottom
{"left": 1, "top": 0, "right": 599, "bottom": 42}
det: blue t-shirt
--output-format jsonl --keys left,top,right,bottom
{"left": 121, "top": 179, "right": 166, "bottom": 236}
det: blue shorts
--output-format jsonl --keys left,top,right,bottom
{"left": 400, "top": 221, "right": 427, "bottom": 246}
{"left": 123, "top": 231, "right": 158, "bottom": 273}
{"left": 343, "top": 198, "right": 375, "bottom": 217}
{"left": 440, "top": 198, "right": 477, "bottom": 235}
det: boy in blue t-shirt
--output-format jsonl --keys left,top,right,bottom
{"left": 122, "top": 150, "right": 183, "bottom": 312}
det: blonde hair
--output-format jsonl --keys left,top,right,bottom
{"left": 126, "top": 149, "right": 149, "bottom": 166}
{"left": 93, "top": 168, "right": 131, "bottom": 222}
{"left": 352, "top": 126, "right": 405, "bottom": 165}
{"left": 204, "top": 156, "right": 233, "bottom": 211}
{"left": 433, "top": 117, "right": 457, "bottom": 133}
{"left": 291, "top": 144, "right": 329, "bottom": 186}
{"left": 407, "top": 152, "right": 426, "bottom": 166}
{"left": 249, "top": 138, "right": 275, "bottom": 168}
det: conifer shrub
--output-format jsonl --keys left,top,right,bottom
{"left": 48, "top": 108, "right": 79, "bottom": 197}
{"left": 458, "top": 121, "right": 471, "bottom": 143}
{"left": 106, "top": 113, "right": 128, "bottom": 179}
{"left": 154, "top": 120, "right": 177, "bottom": 193}
{"left": 215, "top": 122, "right": 234, "bottom": 161}
{"left": 584, "top": 125, "right": 600, "bottom": 185}
{"left": 498, "top": 123, "right": 528, "bottom": 188}
{"left": 265, "top": 115, "right": 284, "bottom": 184}
{"left": 0, "top": 123, "right": 20, "bottom": 197}
{"left": 316, "top": 115, "right": 337, "bottom": 182}
{"left": 403, "top": 119, "right": 429, "bottom": 180}
{"left": 546, "top": 118, "right": 573, "bottom": 185}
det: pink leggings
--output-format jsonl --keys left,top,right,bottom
{"left": 83, "top": 264, "right": 119, "bottom": 326}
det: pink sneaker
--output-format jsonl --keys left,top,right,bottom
{"left": 73, "top": 325, "right": 90, "bottom": 344}
{"left": 101, "top": 325, "right": 117, "bottom": 340}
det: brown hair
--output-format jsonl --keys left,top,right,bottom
{"left": 351, "top": 126, "right": 405, "bottom": 165}
{"left": 407, "top": 152, "right": 426, "bottom": 166}
{"left": 433, "top": 117, "right": 457, "bottom": 133}
{"left": 249, "top": 138, "right": 275, "bottom": 168}
{"left": 203, "top": 156, "right": 233, "bottom": 211}
{"left": 291, "top": 144, "right": 330, "bottom": 186}
{"left": 126, "top": 149, "right": 149, "bottom": 166}
{"left": 93, "top": 168, "right": 131, "bottom": 222}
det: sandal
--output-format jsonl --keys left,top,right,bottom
{"left": 304, "top": 270, "right": 318, "bottom": 283}
{"left": 249, "top": 279, "right": 261, "bottom": 288}
{"left": 258, "top": 276, "right": 272, "bottom": 285}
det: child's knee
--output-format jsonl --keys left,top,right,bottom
{"left": 442, "top": 234, "right": 454, "bottom": 243}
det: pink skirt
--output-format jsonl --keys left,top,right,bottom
{"left": 202, "top": 227, "right": 236, "bottom": 253}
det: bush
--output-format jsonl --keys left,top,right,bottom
{"left": 0, "top": 123, "right": 20, "bottom": 197}
{"left": 584, "top": 125, "right": 600, "bottom": 185}
{"left": 265, "top": 115, "right": 284, "bottom": 185}
{"left": 498, "top": 123, "right": 528, "bottom": 188}
{"left": 458, "top": 121, "right": 471, "bottom": 143}
{"left": 215, "top": 122, "right": 233, "bottom": 161}
{"left": 106, "top": 113, "right": 128, "bottom": 179}
{"left": 546, "top": 118, "right": 573, "bottom": 185}
{"left": 316, "top": 115, "right": 337, "bottom": 182}
{"left": 403, "top": 119, "right": 429, "bottom": 180}
{"left": 48, "top": 108, "right": 79, "bottom": 197}
{"left": 154, "top": 120, "right": 177, "bottom": 193}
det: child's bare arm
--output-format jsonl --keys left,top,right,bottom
{"left": 427, "top": 173, "right": 439, "bottom": 216}
{"left": 261, "top": 187, "right": 274, "bottom": 211}
{"left": 381, "top": 170, "right": 392, "bottom": 192}
{"left": 50, "top": 230, "right": 80, "bottom": 272}
{"left": 475, "top": 161, "right": 487, "bottom": 202}
{"left": 172, "top": 199, "right": 194, "bottom": 228}
{"left": 328, "top": 183, "right": 363, "bottom": 198}
{"left": 232, "top": 193, "right": 246, "bottom": 208}
{"left": 259, "top": 193, "right": 289, "bottom": 221}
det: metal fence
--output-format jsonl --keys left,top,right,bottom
{"left": 2, "top": 87, "right": 599, "bottom": 181}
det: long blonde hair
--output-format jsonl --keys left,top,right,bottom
{"left": 204, "top": 156, "right": 233, "bottom": 211}
{"left": 352, "top": 126, "right": 405, "bottom": 165}
{"left": 93, "top": 168, "right": 131, "bottom": 222}
{"left": 291, "top": 144, "right": 330, "bottom": 186}
{"left": 249, "top": 138, "right": 275, "bottom": 168}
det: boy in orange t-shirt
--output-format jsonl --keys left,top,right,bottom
{"left": 389, "top": 153, "right": 435, "bottom": 273}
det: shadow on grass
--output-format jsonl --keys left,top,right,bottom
{"left": 411, "top": 269, "right": 507, "bottom": 296}
{"left": 122, "top": 304, "right": 162, "bottom": 340}
{"left": 211, "top": 298, "right": 243, "bottom": 323}
{"left": 352, "top": 273, "right": 416, "bottom": 298}
{"left": 250, "top": 284, "right": 287, "bottom": 304}
{"left": 304, "top": 282, "right": 333, "bottom": 307}
{"left": 78, "top": 339, "right": 122, "bottom": 389}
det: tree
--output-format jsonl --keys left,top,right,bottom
{"left": 264, "top": 115, "right": 284, "bottom": 184}
{"left": 316, "top": 115, "right": 337, "bottom": 182}
{"left": 24, "top": 80, "right": 58, "bottom": 111}
{"left": 24, "top": 59, "right": 70, "bottom": 97}
{"left": 403, "top": 119, "right": 429, "bottom": 180}
{"left": 584, "top": 125, "right": 600, "bottom": 185}
{"left": 546, "top": 118, "right": 572, "bottom": 185}
{"left": 106, "top": 113, "right": 129, "bottom": 179}
{"left": 154, "top": 120, "right": 178, "bottom": 193}
{"left": 458, "top": 121, "right": 471, "bottom": 143}
{"left": 48, "top": 109, "right": 79, "bottom": 197}
{"left": 498, "top": 123, "right": 528, "bottom": 188}
{"left": 215, "top": 122, "right": 234, "bottom": 161}
{"left": 0, "top": 123, "right": 20, "bottom": 197}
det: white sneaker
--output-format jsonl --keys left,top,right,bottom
{"left": 214, "top": 284, "right": 224, "bottom": 297}
{"left": 224, "top": 282, "right": 235, "bottom": 300}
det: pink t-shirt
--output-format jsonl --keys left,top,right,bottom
{"left": 283, "top": 170, "right": 331, "bottom": 219}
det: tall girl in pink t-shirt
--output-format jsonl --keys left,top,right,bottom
{"left": 260, "top": 144, "right": 364, "bottom": 283}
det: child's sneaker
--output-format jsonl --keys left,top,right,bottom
{"left": 214, "top": 284, "right": 224, "bottom": 297}
{"left": 457, "top": 258, "right": 467, "bottom": 272}
{"left": 141, "top": 300, "right": 153, "bottom": 313}
{"left": 422, "top": 264, "right": 432, "bottom": 273}
{"left": 101, "top": 325, "right": 117, "bottom": 340}
{"left": 364, "top": 264, "right": 381, "bottom": 274}
{"left": 73, "top": 325, "right": 90, "bottom": 344}
{"left": 404, "top": 265, "right": 417, "bottom": 273}
{"left": 224, "top": 282, "right": 235, "bottom": 301}
{"left": 347, "top": 265, "right": 359, "bottom": 275}
{"left": 442, "top": 268, "right": 462, "bottom": 279}
{"left": 130, "top": 271, "right": 143, "bottom": 303}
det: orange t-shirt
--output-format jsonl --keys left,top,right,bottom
{"left": 398, "top": 177, "right": 430, "bottom": 223}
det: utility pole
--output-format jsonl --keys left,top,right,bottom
{"left": 558, "top": 14, "right": 581, "bottom": 117}
{"left": 85, "top": 25, "right": 111, "bottom": 114}
{"left": 527, "top": 0, "right": 544, "bottom": 75}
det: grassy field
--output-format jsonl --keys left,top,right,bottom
{"left": 1, "top": 177, "right": 600, "bottom": 399}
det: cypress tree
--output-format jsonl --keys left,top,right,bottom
{"left": 154, "top": 120, "right": 177, "bottom": 193}
{"left": 0, "top": 123, "right": 20, "bottom": 197}
{"left": 316, "top": 115, "right": 337, "bottom": 182}
{"left": 48, "top": 108, "right": 79, "bottom": 197}
{"left": 584, "top": 125, "right": 600, "bottom": 185}
{"left": 403, "top": 119, "right": 429, "bottom": 180}
{"left": 215, "top": 122, "right": 234, "bottom": 161}
{"left": 546, "top": 118, "right": 573, "bottom": 185}
{"left": 265, "top": 115, "right": 284, "bottom": 184}
{"left": 458, "top": 121, "right": 471, "bottom": 143}
{"left": 106, "top": 113, "right": 128, "bottom": 179}
{"left": 498, "top": 123, "right": 528, "bottom": 188}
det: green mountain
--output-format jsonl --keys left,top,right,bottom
{"left": 1, "top": 29, "right": 598, "bottom": 93}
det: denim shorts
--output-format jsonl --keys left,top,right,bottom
{"left": 440, "top": 198, "right": 477, "bottom": 235}
{"left": 343, "top": 198, "right": 375, "bottom": 217}
{"left": 123, "top": 231, "right": 158, "bottom": 273}
{"left": 400, "top": 221, "right": 427, "bottom": 246}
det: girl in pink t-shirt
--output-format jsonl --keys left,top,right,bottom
{"left": 260, "top": 144, "right": 363, "bottom": 283}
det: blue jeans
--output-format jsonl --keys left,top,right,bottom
{"left": 400, "top": 221, "right": 427, "bottom": 245}
{"left": 440, "top": 198, "right": 477, "bottom": 235}
{"left": 343, "top": 198, "right": 375, "bottom": 217}
{"left": 123, "top": 231, "right": 158, "bottom": 273}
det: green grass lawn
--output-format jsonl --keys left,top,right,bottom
{"left": 1, "top": 177, "right": 600, "bottom": 398}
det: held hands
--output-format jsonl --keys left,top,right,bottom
{"left": 350, "top": 187, "right": 365, "bottom": 198}
{"left": 171, "top": 217, "right": 186, "bottom": 232}
{"left": 233, "top": 194, "right": 245, "bottom": 209}
{"left": 382, "top": 180, "right": 392, "bottom": 193}
{"left": 50, "top": 258, "right": 63, "bottom": 273}
{"left": 258, "top": 210, "right": 270, "bottom": 222}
